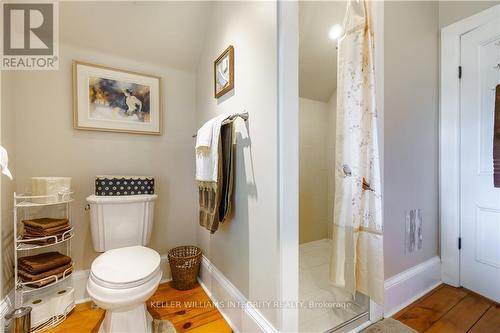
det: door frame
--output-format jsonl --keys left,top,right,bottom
{"left": 440, "top": 4, "right": 500, "bottom": 287}
{"left": 278, "top": 1, "right": 299, "bottom": 331}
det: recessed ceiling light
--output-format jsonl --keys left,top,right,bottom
{"left": 328, "top": 24, "right": 343, "bottom": 41}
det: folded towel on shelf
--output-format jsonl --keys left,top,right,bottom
{"left": 21, "top": 232, "right": 70, "bottom": 246}
{"left": 18, "top": 252, "right": 72, "bottom": 275}
{"left": 199, "top": 123, "right": 235, "bottom": 233}
{"left": 23, "top": 224, "right": 70, "bottom": 237}
{"left": 21, "top": 218, "right": 70, "bottom": 245}
{"left": 18, "top": 263, "right": 72, "bottom": 288}
{"left": 22, "top": 218, "right": 69, "bottom": 230}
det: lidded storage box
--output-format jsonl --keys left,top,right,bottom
{"left": 95, "top": 176, "right": 154, "bottom": 196}
{"left": 31, "top": 177, "right": 72, "bottom": 204}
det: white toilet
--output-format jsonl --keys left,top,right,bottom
{"left": 86, "top": 194, "right": 161, "bottom": 333}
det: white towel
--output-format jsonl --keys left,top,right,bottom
{"left": 195, "top": 114, "right": 229, "bottom": 183}
{"left": 0, "top": 145, "right": 13, "bottom": 180}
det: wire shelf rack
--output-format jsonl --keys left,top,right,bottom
{"left": 15, "top": 192, "right": 74, "bottom": 208}
{"left": 13, "top": 191, "right": 74, "bottom": 332}
{"left": 18, "top": 265, "right": 73, "bottom": 293}
{"left": 16, "top": 229, "right": 74, "bottom": 251}
{"left": 31, "top": 302, "right": 75, "bottom": 333}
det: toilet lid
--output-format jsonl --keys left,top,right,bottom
{"left": 91, "top": 246, "right": 160, "bottom": 285}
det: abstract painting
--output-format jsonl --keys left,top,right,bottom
{"left": 74, "top": 61, "right": 162, "bottom": 135}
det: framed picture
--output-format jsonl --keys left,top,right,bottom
{"left": 214, "top": 45, "right": 234, "bottom": 98}
{"left": 73, "top": 61, "right": 162, "bottom": 135}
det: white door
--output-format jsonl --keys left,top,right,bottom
{"left": 460, "top": 17, "right": 500, "bottom": 303}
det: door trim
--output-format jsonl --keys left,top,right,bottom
{"left": 278, "top": 1, "right": 299, "bottom": 331}
{"left": 440, "top": 4, "right": 500, "bottom": 287}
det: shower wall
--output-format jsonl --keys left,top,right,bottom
{"left": 299, "top": 93, "right": 336, "bottom": 244}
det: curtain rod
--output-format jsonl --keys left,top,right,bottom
{"left": 192, "top": 112, "right": 249, "bottom": 138}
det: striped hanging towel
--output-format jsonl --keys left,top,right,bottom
{"left": 494, "top": 85, "right": 500, "bottom": 187}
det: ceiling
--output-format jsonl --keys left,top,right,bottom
{"left": 299, "top": 1, "right": 347, "bottom": 102}
{"left": 60, "top": 1, "right": 347, "bottom": 95}
{"left": 60, "top": 2, "right": 213, "bottom": 73}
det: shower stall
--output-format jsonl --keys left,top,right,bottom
{"left": 298, "top": 1, "right": 382, "bottom": 331}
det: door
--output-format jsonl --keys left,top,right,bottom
{"left": 460, "top": 17, "right": 500, "bottom": 303}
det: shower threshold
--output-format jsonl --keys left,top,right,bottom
{"left": 325, "top": 311, "right": 370, "bottom": 332}
{"left": 299, "top": 239, "right": 370, "bottom": 332}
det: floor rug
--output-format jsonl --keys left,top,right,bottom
{"left": 360, "top": 318, "right": 417, "bottom": 333}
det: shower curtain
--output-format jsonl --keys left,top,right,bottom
{"left": 330, "top": 0, "right": 384, "bottom": 305}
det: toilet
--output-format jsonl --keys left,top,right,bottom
{"left": 86, "top": 194, "right": 161, "bottom": 333}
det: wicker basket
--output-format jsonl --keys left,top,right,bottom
{"left": 168, "top": 246, "right": 202, "bottom": 290}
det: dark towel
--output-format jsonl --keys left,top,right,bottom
{"left": 21, "top": 232, "right": 71, "bottom": 245}
{"left": 22, "top": 218, "right": 69, "bottom": 230}
{"left": 21, "top": 218, "right": 70, "bottom": 245}
{"left": 23, "top": 224, "right": 70, "bottom": 236}
{"left": 218, "top": 122, "right": 234, "bottom": 223}
{"left": 18, "top": 252, "right": 72, "bottom": 274}
{"left": 18, "top": 263, "right": 72, "bottom": 288}
{"left": 198, "top": 123, "right": 234, "bottom": 233}
{"left": 494, "top": 85, "right": 500, "bottom": 187}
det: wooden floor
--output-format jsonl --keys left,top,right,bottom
{"left": 45, "top": 282, "right": 232, "bottom": 333}
{"left": 39, "top": 281, "right": 500, "bottom": 333}
{"left": 394, "top": 284, "right": 500, "bottom": 333}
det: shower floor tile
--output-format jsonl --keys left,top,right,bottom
{"left": 299, "top": 239, "right": 368, "bottom": 333}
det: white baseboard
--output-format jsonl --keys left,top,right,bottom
{"left": 70, "top": 270, "right": 91, "bottom": 304}
{"left": 2, "top": 252, "right": 442, "bottom": 329}
{"left": 198, "top": 255, "right": 278, "bottom": 333}
{"left": 384, "top": 256, "right": 442, "bottom": 317}
{"left": 70, "top": 253, "right": 172, "bottom": 304}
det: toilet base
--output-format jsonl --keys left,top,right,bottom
{"left": 98, "top": 304, "right": 152, "bottom": 333}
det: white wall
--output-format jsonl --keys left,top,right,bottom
{"left": 2, "top": 43, "right": 198, "bottom": 272}
{"left": 382, "top": 0, "right": 499, "bottom": 281}
{"left": 326, "top": 91, "right": 337, "bottom": 240}
{"left": 384, "top": 1, "right": 439, "bottom": 279}
{"left": 299, "top": 97, "right": 329, "bottom": 243}
{"left": 438, "top": 0, "right": 499, "bottom": 28}
{"left": 195, "top": 1, "right": 279, "bottom": 328}
{"left": 1, "top": 71, "right": 16, "bottom": 297}
{"left": 382, "top": 0, "right": 499, "bottom": 282}
{"left": 298, "top": 94, "right": 336, "bottom": 244}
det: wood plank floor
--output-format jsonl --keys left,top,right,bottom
{"left": 45, "top": 282, "right": 232, "bottom": 333}
{"left": 394, "top": 284, "right": 500, "bottom": 333}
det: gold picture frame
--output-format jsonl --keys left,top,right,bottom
{"left": 73, "top": 60, "right": 163, "bottom": 135}
{"left": 214, "top": 45, "right": 234, "bottom": 98}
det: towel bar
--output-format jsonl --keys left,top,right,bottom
{"left": 192, "top": 112, "right": 249, "bottom": 138}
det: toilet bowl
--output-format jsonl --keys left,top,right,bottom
{"left": 86, "top": 193, "right": 160, "bottom": 333}
{"left": 87, "top": 246, "right": 162, "bottom": 333}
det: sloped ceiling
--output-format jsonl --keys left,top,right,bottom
{"left": 60, "top": 1, "right": 213, "bottom": 73}
{"left": 299, "top": 1, "right": 347, "bottom": 102}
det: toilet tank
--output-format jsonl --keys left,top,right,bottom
{"left": 86, "top": 194, "right": 157, "bottom": 252}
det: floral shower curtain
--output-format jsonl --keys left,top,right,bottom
{"left": 329, "top": 0, "right": 384, "bottom": 305}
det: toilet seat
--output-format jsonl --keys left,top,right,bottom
{"left": 90, "top": 246, "right": 161, "bottom": 289}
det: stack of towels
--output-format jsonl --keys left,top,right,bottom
{"left": 18, "top": 252, "right": 72, "bottom": 288}
{"left": 22, "top": 218, "right": 71, "bottom": 245}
